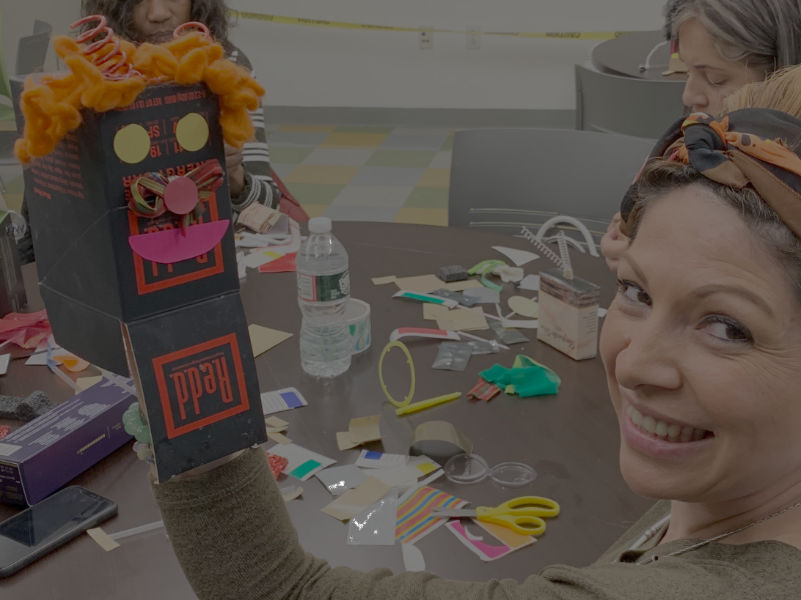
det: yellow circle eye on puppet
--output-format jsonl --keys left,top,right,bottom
{"left": 175, "top": 112, "right": 209, "bottom": 152}
{"left": 113, "top": 124, "right": 151, "bottom": 164}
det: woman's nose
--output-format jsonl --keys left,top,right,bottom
{"left": 682, "top": 75, "right": 708, "bottom": 112}
{"left": 146, "top": 0, "right": 172, "bottom": 23}
{"left": 614, "top": 325, "right": 682, "bottom": 392}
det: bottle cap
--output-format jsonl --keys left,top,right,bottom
{"left": 308, "top": 216, "right": 332, "bottom": 234}
{"left": 444, "top": 453, "right": 537, "bottom": 487}
{"left": 443, "top": 453, "right": 489, "bottom": 483}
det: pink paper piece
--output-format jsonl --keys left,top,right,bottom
{"left": 446, "top": 519, "right": 522, "bottom": 561}
{"left": 164, "top": 177, "right": 199, "bottom": 215}
{"left": 258, "top": 252, "right": 297, "bottom": 273}
{"left": 0, "top": 310, "right": 51, "bottom": 349}
{"left": 0, "top": 309, "right": 48, "bottom": 334}
{"left": 128, "top": 220, "right": 230, "bottom": 264}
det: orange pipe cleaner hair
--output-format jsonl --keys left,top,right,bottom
{"left": 15, "top": 16, "right": 265, "bottom": 164}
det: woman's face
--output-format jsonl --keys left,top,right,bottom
{"left": 132, "top": 0, "right": 192, "bottom": 44}
{"left": 678, "top": 18, "right": 765, "bottom": 115}
{"left": 600, "top": 184, "right": 801, "bottom": 507}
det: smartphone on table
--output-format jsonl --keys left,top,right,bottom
{"left": 0, "top": 485, "right": 117, "bottom": 577}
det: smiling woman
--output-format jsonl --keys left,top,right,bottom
{"left": 139, "top": 66, "right": 801, "bottom": 599}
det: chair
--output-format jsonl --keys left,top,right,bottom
{"left": 15, "top": 30, "right": 51, "bottom": 76}
{"left": 447, "top": 127, "right": 656, "bottom": 251}
{"left": 33, "top": 20, "right": 52, "bottom": 35}
{"left": 575, "top": 64, "right": 685, "bottom": 139}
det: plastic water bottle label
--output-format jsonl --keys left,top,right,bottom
{"left": 298, "top": 270, "right": 350, "bottom": 302}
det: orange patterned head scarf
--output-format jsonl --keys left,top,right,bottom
{"left": 621, "top": 109, "right": 801, "bottom": 240}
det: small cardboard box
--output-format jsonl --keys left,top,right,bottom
{"left": 0, "top": 378, "right": 134, "bottom": 506}
{"left": 125, "top": 291, "right": 267, "bottom": 482}
{"left": 0, "top": 210, "right": 27, "bottom": 315}
{"left": 15, "top": 81, "right": 238, "bottom": 374}
{"left": 537, "top": 268, "right": 600, "bottom": 361}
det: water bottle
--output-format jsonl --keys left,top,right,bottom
{"left": 296, "top": 217, "right": 352, "bottom": 377}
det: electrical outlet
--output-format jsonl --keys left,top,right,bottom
{"left": 466, "top": 28, "right": 481, "bottom": 50}
{"left": 419, "top": 30, "right": 433, "bottom": 50}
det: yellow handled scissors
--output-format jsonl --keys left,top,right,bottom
{"left": 431, "top": 495, "right": 560, "bottom": 536}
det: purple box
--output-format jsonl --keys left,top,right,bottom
{"left": 0, "top": 378, "right": 135, "bottom": 506}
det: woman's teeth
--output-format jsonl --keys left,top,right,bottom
{"left": 626, "top": 405, "right": 711, "bottom": 442}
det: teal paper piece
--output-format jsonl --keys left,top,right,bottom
{"left": 479, "top": 355, "right": 560, "bottom": 397}
{"left": 290, "top": 459, "right": 321, "bottom": 479}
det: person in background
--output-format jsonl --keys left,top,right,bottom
{"left": 600, "top": 0, "right": 801, "bottom": 271}
{"left": 136, "top": 68, "right": 801, "bottom": 599}
{"left": 15, "top": 0, "right": 281, "bottom": 264}
{"left": 85, "top": 0, "right": 280, "bottom": 213}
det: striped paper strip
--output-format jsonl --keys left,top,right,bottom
{"left": 395, "top": 486, "right": 465, "bottom": 544}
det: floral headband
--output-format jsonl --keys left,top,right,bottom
{"left": 620, "top": 109, "right": 801, "bottom": 239}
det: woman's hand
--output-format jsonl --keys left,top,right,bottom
{"left": 600, "top": 212, "right": 629, "bottom": 271}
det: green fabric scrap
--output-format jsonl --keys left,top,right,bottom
{"left": 479, "top": 354, "right": 560, "bottom": 397}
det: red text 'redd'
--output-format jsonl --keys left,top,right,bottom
{"left": 152, "top": 334, "right": 250, "bottom": 439}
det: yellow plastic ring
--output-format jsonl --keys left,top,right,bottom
{"left": 378, "top": 340, "right": 415, "bottom": 408}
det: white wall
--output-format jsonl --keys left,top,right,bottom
{"left": 1, "top": 1, "right": 80, "bottom": 78}
{"left": 227, "top": 1, "right": 667, "bottom": 110}
{"left": 1, "top": 1, "right": 667, "bottom": 111}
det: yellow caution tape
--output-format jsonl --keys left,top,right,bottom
{"left": 228, "top": 10, "right": 634, "bottom": 41}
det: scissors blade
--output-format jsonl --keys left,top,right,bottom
{"left": 431, "top": 508, "right": 478, "bottom": 518}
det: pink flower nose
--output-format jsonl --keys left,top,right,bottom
{"left": 164, "top": 176, "right": 199, "bottom": 215}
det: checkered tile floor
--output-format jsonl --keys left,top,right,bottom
{"left": 268, "top": 124, "right": 452, "bottom": 226}
{"left": 0, "top": 123, "right": 454, "bottom": 226}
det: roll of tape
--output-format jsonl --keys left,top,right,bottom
{"left": 345, "top": 298, "right": 371, "bottom": 354}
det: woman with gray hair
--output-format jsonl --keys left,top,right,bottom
{"left": 665, "top": 0, "right": 801, "bottom": 114}
{"left": 601, "top": 0, "right": 801, "bottom": 270}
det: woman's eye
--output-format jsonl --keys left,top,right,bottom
{"left": 706, "top": 76, "right": 727, "bottom": 87}
{"left": 701, "top": 316, "right": 753, "bottom": 343}
{"left": 616, "top": 279, "right": 651, "bottom": 306}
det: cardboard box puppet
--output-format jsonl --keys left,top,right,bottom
{"left": 14, "top": 17, "right": 267, "bottom": 481}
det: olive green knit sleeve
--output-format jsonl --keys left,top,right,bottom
{"left": 152, "top": 449, "right": 801, "bottom": 600}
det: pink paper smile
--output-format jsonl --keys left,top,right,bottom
{"left": 128, "top": 220, "right": 230, "bottom": 264}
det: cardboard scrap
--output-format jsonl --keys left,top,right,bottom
{"left": 265, "top": 416, "right": 289, "bottom": 432}
{"left": 249, "top": 324, "right": 293, "bottom": 358}
{"left": 76, "top": 375, "right": 104, "bottom": 391}
{"left": 87, "top": 527, "right": 120, "bottom": 552}
{"left": 422, "top": 303, "right": 449, "bottom": 321}
{"left": 372, "top": 275, "right": 397, "bottom": 285}
{"left": 393, "top": 274, "right": 445, "bottom": 293}
{"left": 435, "top": 306, "right": 488, "bottom": 332}
{"left": 267, "top": 430, "right": 292, "bottom": 445}
{"left": 321, "top": 476, "right": 391, "bottom": 521}
{"left": 337, "top": 415, "right": 381, "bottom": 450}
